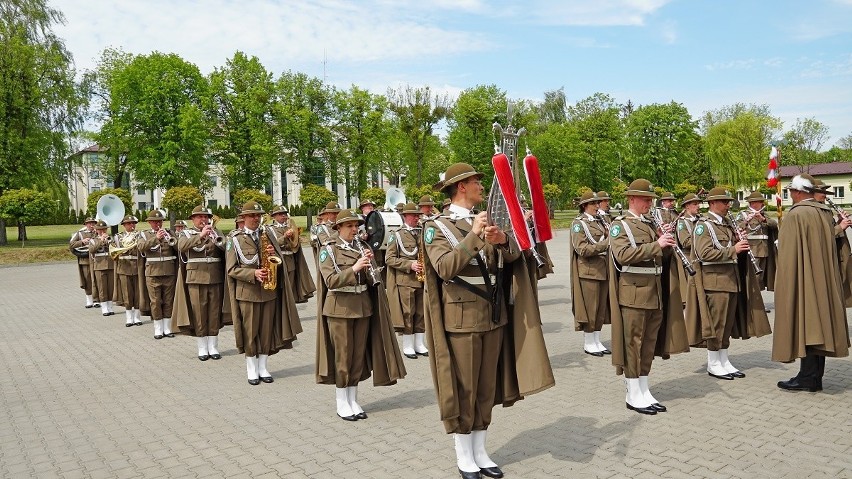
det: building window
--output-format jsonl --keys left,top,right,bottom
{"left": 737, "top": 191, "right": 744, "bottom": 201}
{"left": 138, "top": 202, "right": 148, "bottom": 211}
{"left": 208, "top": 176, "right": 218, "bottom": 187}
{"left": 834, "top": 186, "right": 845, "bottom": 198}
{"left": 90, "top": 170, "right": 101, "bottom": 179}
{"left": 207, "top": 200, "right": 218, "bottom": 209}
{"left": 783, "top": 189, "right": 789, "bottom": 200}
{"left": 137, "top": 187, "right": 146, "bottom": 195}
{"left": 90, "top": 186, "right": 100, "bottom": 193}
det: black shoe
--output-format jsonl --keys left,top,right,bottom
{"left": 338, "top": 413, "right": 358, "bottom": 421}
{"left": 198, "top": 355, "right": 210, "bottom": 361}
{"left": 355, "top": 412, "right": 368, "bottom": 419}
{"left": 777, "top": 377, "right": 819, "bottom": 392}
{"left": 729, "top": 371, "right": 746, "bottom": 378}
{"left": 165, "top": 333, "right": 175, "bottom": 338}
{"left": 85, "top": 305, "right": 94, "bottom": 309}
{"left": 480, "top": 466, "right": 504, "bottom": 478}
{"left": 103, "top": 313, "right": 110, "bottom": 317}
{"left": 708, "top": 371, "right": 735, "bottom": 380}
{"left": 154, "top": 335, "right": 163, "bottom": 340}
{"left": 260, "top": 376, "right": 274, "bottom": 383}
{"left": 93, "top": 303, "right": 100, "bottom": 307}
{"left": 764, "top": 309, "right": 771, "bottom": 313}
{"left": 584, "top": 349, "right": 604, "bottom": 357}
{"left": 601, "top": 349, "right": 612, "bottom": 355}
{"left": 248, "top": 378, "right": 261, "bottom": 386}
{"left": 404, "top": 353, "right": 418, "bottom": 359}
{"left": 416, "top": 351, "right": 429, "bottom": 357}
{"left": 125, "top": 323, "right": 133, "bottom": 328}
{"left": 626, "top": 403, "right": 657, "bottom": 415}
{"left": 650, "top": 403, "right": 667, "bottom": 412}
{"left": 458, "top": 468, "right": 481, "bottom": 479}
{"left": 107, "top": 312, "right": 115, "bottom": 316}
{"left": 210, "top": 353, "right": 221, "bottom": 360}
{"left": 134, "top": 322, "right": 143, "bottom": 326}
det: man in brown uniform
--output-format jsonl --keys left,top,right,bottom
{"left": 173, "top": 220, "right": 187, "bottom": 235}
{"left": 311, "top": 202, "right": 340, "bottom": 256}
{"left": 175, "top": 206, "right": 226, "bottom": 361}
{"left": 812, "top": 180, "right": 852, "bottom": 306}
{"left": 609, "top": 179, "right": 688, "bottom": 415}
{"left": 657, "top": 192, "right": 678, "bottom": 225}
{"left": 738, "top": 191, "right": 778, "bottom": 291}
{"left": 571, "top": 191, "right": 610, "bottom": 356}
{"left": 270, "top": 206, "right": 316, "bottom": 304}
{"left": 88, "top": 221, "right": 115, "bottom": 316}
{"left": 227, "top": 202, "right": 303, "bottom": 386}
{"left": 386, "top": 202, "right": 427, "bottom": 359}
{"left": 597, "top": 191, "right": 613, "bottom": 222}
{"left": 686, "top": 188, "right": 769, "bottom": 380}
{"left": 676, "top": 194, "right": 702, "bottom": 300}
{"left": 774, "top": 174, "right": 850, "bottom": 391}
{"left": 138, "top": 210, "right": 178, "bottom": 340}
{"left": 316, "top": 210, "right": 405, "bottom": 420}
{"left": 419, "top": 195, "right": 438, "bottom": 216}
{"left": 423, "top": 163, "right": 554, "bottom": 478}
{"left": 70, "top": 217, "right": 99, "bottom": 308}
{"left": 115, "top": 215, "right": 145, "bottom": 327}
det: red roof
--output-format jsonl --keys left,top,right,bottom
{"left": 779, "top": 161, "right": 852, "bottom": 178}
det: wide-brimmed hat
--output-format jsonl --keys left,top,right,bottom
{"left": 788, "top": 174, "right": 817, "bottom": 193}
{"left": 145, "top": 210, "right": 165, "bottom": 221}
{"left": 706, "top": 187, "right": 734, "bottom": 202}
{"left": 596, "top": 191, "right": 611, "bottom": 201}
{"left": 240, "top": 201, "right": 265, "bottom": 215}
{"left": 332, "top": 210, "right": 364, "bottom": 229}
{"left": 401, "top": 202, "right": 420, "bottom": 215}
{"left": 234, "top": 214, "right": 245, "bottom": 224}
{"left": 744, "top": 191, "right": 767, "bottom": 203}
{"left": 659, "top": 191, "right": 676, "bottom": 201}
{"left": 358, "top": 199, "right": 376, "bottom": 209}
{"left": 173, "top": 220, "right": 187, "bottom": 227}
{"left": 418, "top": 195, "right": 435, "bottom": 207}
{"left": 190, "top": 205, "right": 213, "bottom": 218}
{"left": 625, "top": 179, "right": 658, "bottom": 198}
{"left": 95, "top": 220, "right": 108, "bottom": 230}
{"left": 812, "top": 178, "right": 834, "bottom": 194}
{"left": 578, "top": 191, "right": 600, "bottom": 206}
{"left": 436, "top": 163, "right": 484, "bottom": 191}
{"left": 442, "top": 198, "right": 451, "bottom": 209}
{"left": 270, "top": 205, "right": 289, "bottom": 216}
{"left": 120, "top": 215, "right": 138, "bottom": 225}
{"left": 321, "top": 201, "right": 341, "bottom": 215}
{"left": 681, "top": 193, "right": 701, "bottom": 205}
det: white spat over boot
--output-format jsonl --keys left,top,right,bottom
{"left": 197, "top": 337, "right": 210, "bottom": 361}
{"left": 153, "top": 319, "right": 163, "bottom": 339}
{"left": 246, "top": 356, "right": 260, "bottom": 385}
{"left": 719, "top": 349, "right": 745, "bottom": 378}
{"left": 639, "top": 376, "right": 666, "bottom": 412}
{"left": 471, "top": 430, "right": 503, "bottom": 478}
{"left": 625, "top": 378, "right": 656, "bottom": 415}
{"left": 402, "top": 334, "right": 416, "bottom": 359}
{"left": 454, "top": 433, "right": 480, "bottom": 477}
{"left": 584, "top": 332, "right": 603, "bottom": 356}
{"left": 707, "top": 350, "right": 734, "bottom": 380}
{"left": 207, "top": 336, "right": 220, "bottom": 359}
{"left": 162, "top": 317, "right": 174, "bottom": 337}
{"left": 336, "top": 388, "right": 356, "bottom": 420}
{"left": 414, "top": 332, "right": 429, "bottom": 356}
{"left": 594, "top": 331, "right": 610, "bottom": 354}
{"left": 258, "top": 354, "right": 273, "bottom": 383}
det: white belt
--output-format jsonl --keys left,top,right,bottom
{"left": 457, "top": 274, "right": 497, "bottom": 285}
{"left": 621, "top": 266, "right": 662, "bottom": 275}
{"left": 281, "top": 251, "right": 294, "bottom": 255}
{"left": 747, "top": 235, "right": 768, "bottom": 240}
{"left": 146, "top": 256, "right": 176, "bottom": 262}
{"left": 701, "top": 260, "right": 736, "bottom": 265}
{"left": 329, "top": 284, "right": 367, "bottom": 294}
{"left": 119, "top": 255, "right": 137, "bottom": 260}
{"left": 94, "top": 252, "right": 109, "bottom": 257}
{"left": 187, "top": 257, "right": 221, "bottom": 263}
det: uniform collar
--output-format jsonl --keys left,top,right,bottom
{"left": 447, "top": 203, "right": 475, "bottom": 221}
{"left": 707, "top": 211, "right": 724, "bottom": 223}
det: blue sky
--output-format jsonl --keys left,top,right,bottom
{"left": 54, "top": 0, "right": 852, "bottom": 147}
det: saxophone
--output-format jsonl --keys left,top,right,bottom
{"left": 260, "top": 226, "right": 282, "bottom": 290}
{"left": 416, "top": 242, "right": 426, "bottom": 282}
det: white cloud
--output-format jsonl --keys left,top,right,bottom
{"left": 703, "top": 59, "right": 756, "bottom": 72}
{"left": 508, "top": 0, "right": 672, "bottom": 26}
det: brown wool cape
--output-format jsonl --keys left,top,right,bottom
{"left": 772, "top": 201, "right": 850, "bottom": 362}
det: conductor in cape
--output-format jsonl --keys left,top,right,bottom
{"left": 422, "top": 163, "right": 554, "bottom": 479}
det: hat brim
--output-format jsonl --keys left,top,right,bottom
{"left": 190, "top": 212, "right": 213, "bottom": 217}
{"left": 745, "top": 197, "right": 768, "bottom": 203}
{"left": 681, "top": 198, "right": 702, "bottom": 205}
{"left": 626, "top": 190, "right": 658, "bottom": 198}
{"left": 706, "top": 196, "right": 735, "bottom": 201}
{"left": 333, "top": 218, "right": 365, "bottom": 229}
{"left": 578, "top": 198, "right": 600, "bottom": 206}
{"left": 240, "top": 209, "right": 264, "bottom": 215}
{"left": 439, "top": 171, "right": 484, "bottom": 191}
{"left": 145, "top": 216, "right": 164, "bottom": 221}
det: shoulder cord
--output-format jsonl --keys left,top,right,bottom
{"left": 325, "top": 244, "right": 341, "bottom": 273}
{"left": 232, "top": 235, "right": 259, "bottom": 266}
{"left": 432, "top": 219, "right": 486, "bottom": 268}
{"left": 395, "top": 229, "right": 418, "bottom": 257}
{"left": 693, "top": 220, "right": 731, "bottom": 262}
{"left": 609, "top": 219, "right": 638, "bottom": 274}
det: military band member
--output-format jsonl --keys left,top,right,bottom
{"left": 418, "top": 195, "right": 438, "bottom": 216}
{"left": 685, "top": 187, "right": 770, "bottom": 380}
{"left": 315, "top": 210, "right": 406, "bottom": 420}
{"left": 739, "top": 191, "right": 778, "bottom": 291}
{"left": 676, "top": 193, "right": 702, "bottom": 299}
{"left": 269, "top": 206, "right": 316, "bottom": 303}
{"left": 114, "top": 215, "right": 146, "bottom": 327}
{"left": 570, "top": 191, "right": 610, "bottom": 356}
{"left": 597, "top": 191, "right": 613, "bottom": 223}
{"left": 812, "top": 179, "right": 852, "bottom": 306}
{"left": 226, "top": 202, "right": 303, "bottom": 386}
{"left": 359, "top": 199, "right": 376, "bottom": 216}
{"left": 70, "top": 217, "right": 99, "bottom": 308}
{"left": 441, "top": 198, "right": 451, "bottom": 213}
{"left": 608, "top": 179, "right": 689, "bottom": 415}
{"left": 233, "top": 214, "right": 245, "bottom": 233}
{"left": 774, "top": 174, "right": 850, "bottom": 391}
{"left": 311, "top": 201, "right": 340, "bottom": 258}
{"left": 138, "top": 210, "right": 178, "bottom": 340}
{"left": 88, "top": 221, "right": 115, "bottom": 316}
{"left": 173, "top": 219, "right": 187, "bottom": 235}
{"left": 395, "top": 202, "right": 404, "bottom": 214}
{"left": 174, "top": 206, "right": 227, "bottom": 361}
{"left": 422, "top": 163, "right": 554, "bottom": 478}
{"left": 386, "top": 202, "right": 427, "bottom": 359}
{"left": 657, "top": 192, "right": 678, "bottom": 225}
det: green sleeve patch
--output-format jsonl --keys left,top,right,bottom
{"left": 425, "top": 227, "right": 435, "bottom": 244}
{"left": 677, "top": 221, "right": 684, "bottom": 231}
{"left": 226, "top": 238, "right": 232, "bottom": 251}
{"left": 695, "top": 224, "right": 705, "bottom": 236}
{"left": 572, "top": 224, "right": 581, "bottom": 233}
{"left": 610, "top": 224, "right": 621, "bottom": 237}
{"left": 387, "top": 234, "right": 395, "bottom": 244}
{"left": 319, "top": 250, "right": 328, "bottom": 263}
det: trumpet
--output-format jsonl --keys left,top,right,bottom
{"left": 648, "top": 211, "right": 695, "bottom": 276}
{"left": 354, "top": 238, "right": 382, "bottom": 286}
{"left": 726, "top": 212, "right": 764, "bottom": 275}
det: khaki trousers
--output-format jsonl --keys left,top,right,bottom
{"left": 146, "top": 275, "right": 176, "bottom": 320}
{"left": 327, "top": 316, "right": 370, "bottom": 388}
{"left": 117, "top": 273, "right": 139, "bottom": 309}
{"left": 704, "top": 291, "right": 737, "bottom": 350}
{"left": 620, "top": 307, "right": 663, "bottom": 378}
{"left": 187, "top": 283, "right": 223, "bottom": 337}
{"left": 398, "top": 286, "right": 425, "bottom": 335}
{"left": 79, "top": 264, "right": 93, "bottom": 294}
{"left": 238, "top": 298, "right": 277, "bottom": 356}
{"left": 576, "top": 278, "right": 607, "bottom": 333}
{"left": 446, "top": 327, "right": 504, "bottom": 434}
{"left": 93, "top": 270, "right": 114, "bottom": 303}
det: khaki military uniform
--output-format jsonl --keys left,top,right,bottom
{"left": 70, "top": 228, "right": 98, "bottom": 297}
{"left": 740, "top": 208, "right": 778, "bottom": 290}
{"left": 138, "top": 230, "right": 177, "bottom": 321}
{"left": 385, "top": 226, "right": 424, "bottom": 335}
{"left": 88, "top": 235, "right": 114, "bottom": 303}
{"left": 176, "top": 228, "right": 225, "bottom": 336}
{"left": 570, "top": 214, "right": 609, "bottom": 332}
{"left": 271, "top": 222, "right": 299, "bottom": 292}
{"left": 609, "top": 212, "right": 666, "bottom": 378}
{"left": 114, "top": 231, "right": 142, "bottom": 309}
{"left": 423, "top": 210, "right": 519, "bottom": 433}
{"left": 677, "top": 214, "right": 700, "bottom": 297}
{"left": 691, "top": 213, "right": 739, "bottom": 350}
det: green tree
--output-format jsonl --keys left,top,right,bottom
{"left": 561, "top": 93, "right": 623, "bottom": 195}
{"left": 0, "top": 0, "right": 85, "bottom": 244}
{"left": 837, "top": 132, "right": 852, "bottom": 150}
{"left": 161, "top": 186, "right": 203, "bottom": 220}
{"left": 86, "top": 188, "right": 133, "bottom": 218}
{"left": 447, "top": 85, "right": 507, "bottom": 179}
{"left": 207, "top": 51, "right": 276, "bottom": 191}
{"left": 405, "top": 184, "right": 442, "bottom": 206}
{"left": 387, "top": 85, "right": 449, "bottom": 186}
{"left": 623, "top": 101, "right": 700, "bottom": 189}
{"left": 233, "top": 189, "right": 273, "bottom": 213}
{"left": 0, "top": 188, "right": 57, "bottom": 240}
{"left": 542, "top": 183, "right": 562, "bottom": 216}
{"left": 360, "top": 187, "right": 386, "bottom": 207}
{"left": 299, "top": 184, "right": 337, "bottom": 225}
{"left": 782, "top": 118, "right": 831, "bottom": 172}
{"left": 375, "top": 119, "right": 412, "bottom": 186}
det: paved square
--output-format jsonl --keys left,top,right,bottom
{"left": 1, "top": 233, "right": 850, "bottom": 478}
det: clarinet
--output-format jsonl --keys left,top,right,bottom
{"left": 725, "top": 212, "right": 764, "bottom": 275}
{"left": 824, "top": 197, "right": 852, "bottom": 249}
{"left": 354, "top": 238, "right": 382, "bottom": 286}
{"left": 648, "top": 212, "right": 696, "bottom": 276}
